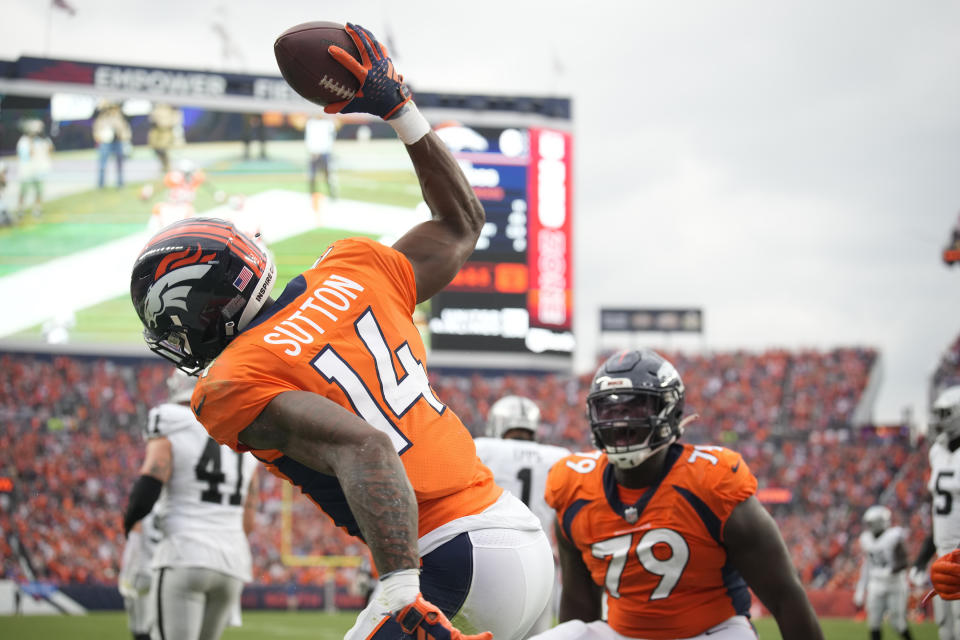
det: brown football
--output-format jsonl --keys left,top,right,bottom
{"left": 274, "top": 21, "right": 361, "bottom": 106}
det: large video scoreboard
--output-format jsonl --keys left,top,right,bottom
{"left": 425, "top": 117, "right": 574, "bottom": 368}
{"left": 0, "top": 54, "right": 572, "bottom": 368}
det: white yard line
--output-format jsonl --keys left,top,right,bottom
{"left": 0, "top": 191, "right": 426, "bottom": 338}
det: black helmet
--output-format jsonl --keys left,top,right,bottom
{"left": 587, "top": 349, "right": 685, "bottom": 468}
{"left": 130, "top": 217, "right": 276, "bottom": 374}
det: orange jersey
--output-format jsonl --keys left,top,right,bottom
{"left": 545, "top": 443, "right": 757, "bottom": 639}
{"left": 193, "top": 237, "right": 501, "bottom": 539}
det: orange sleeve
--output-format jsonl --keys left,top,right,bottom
{"left": 192, "top": 344, "right": 299, "bottom": 451}
{"left": 707, "top": 449, "right": 758, "bottom": 522}
{"left": 544, "top": 456, "right": 573, "bottom": 513}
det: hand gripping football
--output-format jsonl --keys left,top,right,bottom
{"left": 274, "top": 21, "right": 361, "bottom": 106}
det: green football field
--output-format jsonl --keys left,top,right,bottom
{"left": 0, "top": 612, "right": 941, "bottom": 640}
{"left": 0, "top": 140, "right": 425, "bottom": 344}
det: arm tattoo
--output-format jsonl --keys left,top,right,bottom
{"left": 145, "top": 456, "right": 171, "bottom": 479}
{"left": 338, "top": 444, "right": 419, "bottom": 575}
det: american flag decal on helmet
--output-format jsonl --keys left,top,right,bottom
{"left": 233, "top": 266, "right": 253, "bottom": 291}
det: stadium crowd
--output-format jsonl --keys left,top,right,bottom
{"left": 0, "top": 343, "right": 936, "bottom": 600}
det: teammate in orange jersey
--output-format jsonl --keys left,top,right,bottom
{"left": 129, "top": 22, "right": 553, "bottom": 640}
{"left": 529, "top": 349, "right": 823, "bottom": 640}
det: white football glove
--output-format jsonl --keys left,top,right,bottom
{"left": 853, "top": 589, "right": 865, "bottom": 608}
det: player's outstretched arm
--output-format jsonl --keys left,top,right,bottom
{"left": 238, "top": 390, "right": 419, "bottom": 576}
{"left": 723, "top": 496, "right": 824, "bottom": 640}
{"left": 326, "top": 22, "right": 484, "bottom": 302}
{"left": 555, "top": 520, "right": 602, "bottom": 623}
{"left": 392, "top": 131, "right": 485, "bottom": 302}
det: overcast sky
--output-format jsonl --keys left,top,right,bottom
{"left": 3, "top": 0, "right": 960, "bottom": 425}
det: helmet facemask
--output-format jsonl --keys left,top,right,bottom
{"left": 588, "top": 387, "right": 683, "bottom": 469}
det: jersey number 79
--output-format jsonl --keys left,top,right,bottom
{"left": 592, "top": 529, "right": 690, "bottom": 601}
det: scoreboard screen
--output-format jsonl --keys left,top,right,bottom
{"left": 428, "top": 124, "right": 574, "bottom": 361}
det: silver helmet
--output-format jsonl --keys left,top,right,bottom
{"left": 862, "top": 505, "right": 891, "bottom": 536}
{"left": 486, "top": 395, "right": 540, "bottom": 439}
{"left": 166, "top": 370, "right": 197, "bottom": 404}
{"left": 932, "top": 385, "right": 960, "bottom": 439}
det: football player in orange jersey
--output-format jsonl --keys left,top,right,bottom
{"left": 129, "top": 22, "right": 555, "bottom": 640}
{"left": 530, "top": 349, "right": 823, "bottom": 640}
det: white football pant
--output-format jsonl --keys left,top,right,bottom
{"left": 123, "top": 579, "right": 154, "bottom": 637}
{"left": 866, "top": 579, "right": 908, "bottom": 632}
{"left": 152, "top": 566, "right": 244, "bottom": 640}
{"left": 936, "top": 595, "right": 960, "bottom": 640}
{"left": 346, "top": 526, "right": 554, "bottom": 640}
{"left": 526, "top": 615, "right": 757, "bottom": 640}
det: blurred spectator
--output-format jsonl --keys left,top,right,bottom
{"left": 146, "top": 103, "right": 184, "bottom": 174}
{"left": 0, "top": 161, "right": 11, "bottom": 226}
{"left": 933, "top": 333, "right": 960, "bottom": 395}
{"left": 305, "top": 115, "right": 339, "bottom": 210}
{"left": 241, "top": 114, "right": 267, "bottom": 161}
{"left": 15, "top": 119, "right": 54, "bottom": 219}
{"left": 93, "top": 102, "right": 132, "bottom": 189}
{"left": 943, "top": 211, "right": 960, "bottom": 266}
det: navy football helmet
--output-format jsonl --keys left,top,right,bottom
{"left": 587, "top": 349, "right": 686, "bottom": 469}
{"left": 130, "top": 218, "right": 276, "bottom": 374}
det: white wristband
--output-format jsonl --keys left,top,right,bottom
{"left": 388, "top": 103, "right": 431, "bottom": 145}
{"left": 377, "top": 568, "right": 420, "bottom": 612}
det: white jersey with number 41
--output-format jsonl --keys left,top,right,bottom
{"left": 147, "top": 402, "right": 259, "bottom": 582}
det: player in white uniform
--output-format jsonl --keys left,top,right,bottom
{"left": 474, "top": 395, "right": 571, "bottom": 637}
{"left": 912, "top": 386, "right": 960, "bottom": 640}
{"left": 119, "top": 512, "right": 161, "bottom": 640}
{"left": 854, "top": 505, "right": 914, "bottom": 640}
{"left": 122, "top": 372, "right": 259, "bottom": 640}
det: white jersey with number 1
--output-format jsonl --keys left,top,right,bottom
{"left": 147, "top": 402, "right": 258, "bottom": 582}
{"left": 474, "top": 437, "right": 571, "bottom": 534}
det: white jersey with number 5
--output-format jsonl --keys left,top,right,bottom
{"left": 929, "top": 436, "right": 960, "bottom": 555}
{"left": 474, "top": 437, "right": 571, "bottom": 534}
{"left": 147, "top": 402, "right": 258, "bottom": 581}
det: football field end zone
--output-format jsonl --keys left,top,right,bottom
{"left": 0, "top": 191, "right": 427, "bottom": 340}
{"left": 279, "top": 481, "right": 363, "bottom": 570}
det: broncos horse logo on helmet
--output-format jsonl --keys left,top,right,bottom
{"left": 130, "top": 218, "right": 276, "bottom": 375}
{"left": 143, "top": 262, "right": 214, "bottom": 329}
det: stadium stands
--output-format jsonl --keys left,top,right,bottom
{"left": 0, "top": 344, "right": 930, "bottom": 605}
{"left": 933, "top": 333, "right": 960, "bottom": 393}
